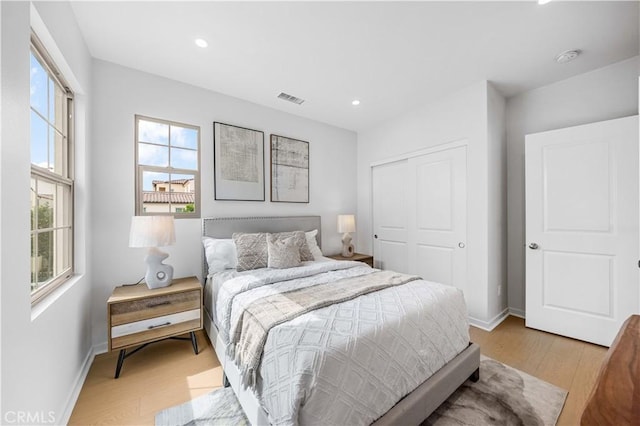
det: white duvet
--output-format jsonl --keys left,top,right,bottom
{"left": 209, "top": 261, "right": 470, "bottom": 426}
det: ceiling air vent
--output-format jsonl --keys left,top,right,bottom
{"left": 277, "top": 92, "right": 305, "bottom": 105}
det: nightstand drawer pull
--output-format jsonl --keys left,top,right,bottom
{"left": 147, "top": 301, "right": 171, "bottom": 308}
{"left": 148, "top": 321, "right": 171, "bottom": 330}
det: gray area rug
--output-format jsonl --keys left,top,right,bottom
{"left": 423, "top": 357, "right": 567, "bottom": 426}
{"left": 156, "top": 357, "right": 567, "bottom": 426}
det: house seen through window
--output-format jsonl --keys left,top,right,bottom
{"left": 135, "top": 115, "right": 200, "bottom": 217}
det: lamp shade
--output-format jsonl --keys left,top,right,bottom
{"left": 129, "top": 216, "right": 176, "bottom": 248}
{"left": 337, "top": 215, "right": 356, "bottom": 233}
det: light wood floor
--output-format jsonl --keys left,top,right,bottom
{"left": 69, "top": 316, "right": 607, "bottom": 425}
{"left": 69, "top": 331, "right": 222, "bottom": 425}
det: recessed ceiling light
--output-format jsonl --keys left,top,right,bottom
{"left": 194, "top": 38, "right": 208, "bottom": 48}
{"left": 352, "top": 100, "right": 361, "bottom": 106}
{"left": 538, "top": 0, "right": 552, "bottom": 4}
{"left": 555, "top": 49, "right": 581, "bottom": 64}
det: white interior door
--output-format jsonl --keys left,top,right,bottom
{"left": 525, "top": 116, "right": 638, "bottom": 346}
{"left": 408, "top": 146, "right": 467, "bottom": 295}
{"left": 372, "top": 160, "right": 408, "bottom": 272}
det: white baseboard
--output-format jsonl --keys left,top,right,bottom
{"left": 469, "top": 308, "right": 510, "bottom": 332}
{"left": 59, "top": 345, "right": 95, "bottom": 425}
{"left": 508, "top": 308, "right": 525, "bottom": 319}
{"left": 59, "top": 342, "right": 107, "bottom": 424}
{"left": 94, "top": 341, "right": 108, "bottom": 355}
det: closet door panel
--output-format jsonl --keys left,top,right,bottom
{"left": 372, "top": 160, "right": 408, "bottom": 271}
{"left": 408, "top": 146, "right": 467, "bottom": 294}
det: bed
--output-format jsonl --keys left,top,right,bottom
{"left": 202, "top": 215, "right": 480, "bottom": 426}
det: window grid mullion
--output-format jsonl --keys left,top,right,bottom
{"left": 46, "top": 75, "right": 51, "bottom": 172}
{"left": 139, "top": 164, "right": 199, "bottom": 176}
{"left": 32, "top": 225, "right": 70, "bottom": 234}
{"left": 33, "top": 178, "right": 39, "bottom": 285}
{"left": 168, "top": 123, "right": 172, "bottom": 169}
{"left": 31, "top": 165, "right": 73, "bottom": 186}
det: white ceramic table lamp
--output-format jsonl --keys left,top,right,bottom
{"left": 337, "top": 214, "right": 356, "bottom": 257}
{"left": 129, "top": 216, "right": 176, "bottom": 289}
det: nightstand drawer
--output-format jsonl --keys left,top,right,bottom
{"left": 112, "top": 308, "right": 201, "bottom": 338}
{"left": 110, "top": 289, "right": 200, "bottom": 326}
{"left": 111, "top": 309, "right": 201, "bottom": 350}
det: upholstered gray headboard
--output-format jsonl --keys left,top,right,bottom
{"left": 201, "top": 216, "right": 322, "bottom": 278}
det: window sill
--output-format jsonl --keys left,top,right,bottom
{"left": 31, "top": 274, "right": 84, "bottom": 321}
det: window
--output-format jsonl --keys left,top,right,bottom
{"left": 135, "top": 115, "right": 200, "bottom": 218}
{"left": 30, "top": 35, "right": 74, "bottom": 304}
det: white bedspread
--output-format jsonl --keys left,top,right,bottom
{"left": 211, "top": 261, "right": 470, "bottom": 426}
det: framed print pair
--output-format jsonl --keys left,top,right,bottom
{"left": 214, "top": 122, "right": 309, "bottom": 203}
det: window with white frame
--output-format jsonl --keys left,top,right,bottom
{"left": 135, "top": 115, "right": 200, "bottom": 218}
{"left": 30, "top": 36, "right": 74, "bottom": 303}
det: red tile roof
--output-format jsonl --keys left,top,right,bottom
{"left": 142, "top": 191, "right": 195, "bottom": 204}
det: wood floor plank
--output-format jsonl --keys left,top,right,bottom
{"left": 558, "top": 342, "right": 607, "bottom": 426}
{"left": 535, "top": 337, "right": 585, "bottom": 390}
{"left": 71, "top": 318, "right": 606, "bottom": 425}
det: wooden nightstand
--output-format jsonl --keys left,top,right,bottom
{"left": 107, "top": 276, "right": 203, "bottom": 378}
{"left": 328, "top": 252, "right": 374, "bottom": 267}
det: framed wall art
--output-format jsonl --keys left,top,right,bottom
{"left": 213, "top": 122, "right": 264, "bottom": 201}
{"left": 270, "top": 134, "right": 309, "bottom": 203}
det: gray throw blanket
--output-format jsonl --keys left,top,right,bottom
{"left": 228, "top": 270, "right": 420, "bottom": 387}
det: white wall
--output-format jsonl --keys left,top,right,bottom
{"left": 90, "top": 59, "right": 357, "bottom": 348}
{"left": 0, "top": 2, "right": 93, "bottom": 424}
{"left": 357, "top": 81, "right": 507, "bottom": 326}
{"left": 0, "top": 1, "right": 4, "bottom": 418}
{"left": 487, "top": 83, "right": 507, "bottom": 318}
{"left": 506, "top": 57, "right": 639, "bottom": 316}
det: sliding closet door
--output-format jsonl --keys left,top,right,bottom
{"left": 407, "top": 146, "right": 467, "bottom": 294}
{"left": 372, "top": 160, "right": 408, "bottom": 272}
{"left": 371, "top": 146, "right": 468, "bottom": 294}
{"left": 525, "top": 116, "right": 638, "bottom": 346}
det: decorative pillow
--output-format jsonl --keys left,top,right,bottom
{"left": 202, "top": 237, "right": 238, "bottom": 275}
{"left": 274, "top": 231, "right": 314, "bottom": 261}
{"left": 305, "top": 229, "right": 324, "bottom": 260}
{"left": 267, "top": 235, "right": 301, "bottom": 269}
{"left": 232, "top": 232, "right": 268, "bottom": 272}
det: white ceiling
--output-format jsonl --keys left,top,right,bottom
{"left": 70, "top": 1, "right": 639, "bottom": 132}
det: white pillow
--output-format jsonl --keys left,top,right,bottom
{"left": 202, "top": 237, "right": 238, "bottom": 275}
{"left": 305, "top": 229, "right": 324, "bottom": 260}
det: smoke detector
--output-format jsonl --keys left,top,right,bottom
{"left": 555, "top": 49, "right": 581, "bottom": 64}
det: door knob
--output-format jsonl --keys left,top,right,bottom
{"left": 374, "top": 234, "right": 378, "bottom": 239}
{"left": 458, "top": 242, "right": 465, "bottom": 248}
{"left": 529, "top": 243, "right": 539, "bottom": 250}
